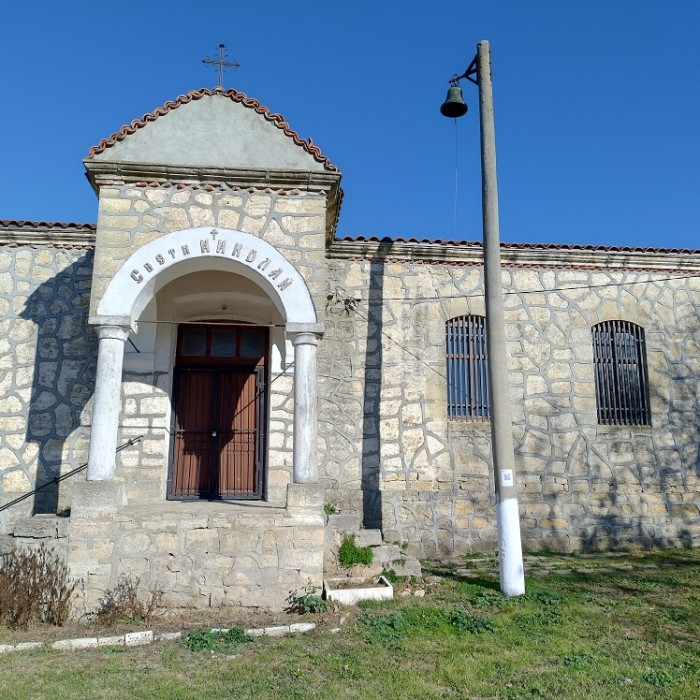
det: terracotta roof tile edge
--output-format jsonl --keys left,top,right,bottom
{"left": 87, "top": 87, "right": 339, "bottom": 173}
{"left": 0, "top": 220, "right": 96, "bottom": 231}
{"left": 336, "top": 235, "right": 700, "bottom": 256}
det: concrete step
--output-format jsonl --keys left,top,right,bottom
{"left": 323, "top": 513, "right": 422, "bottom": 580}
{"left": 352, "top": 529, "right": 383, "bottom": 548}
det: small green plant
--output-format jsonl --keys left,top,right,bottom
{"left": 287, "top": 585, "right": 331, "bottom": 614}
{"left": 516, "top": 608, "right": 563, "bottom": 628}
{"left": 0, "top": 544, "right": 76, "bottom": 629}
{"left": 324, "top": 503, "right": 339, "bottom": 515}
{"left": 359, "top": 611, "right": 406, "bottom": 648}
{"left": 643, "top": 667, "right": 683, "bottom": 687}
{"left": 95, "top": 574, "right": 163, "bottom": 625}
{"left": 449, "top": 609, "right": 495, "bottom": 634}
{"left": 184, "top": 626, "right": 251, "bottom": 653}
{"left": 381, "top": 568, "right": 398, "bottom": 583}
{"left": 338, "top": 534, "right": 373, "bottom": 569}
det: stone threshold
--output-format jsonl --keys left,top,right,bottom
{"left": 127, "top": 499, "right": 289, "bottom": 515}
{"left": 0, "top": 622, "right": 316, "bottom": 655}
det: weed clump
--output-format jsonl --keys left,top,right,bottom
{"left": 287, "top": 584, "right": 331, "bottom": 614}
{"left": 95, "top": 574, "right": 163, "bottom": 625}
{"left": 338, "top": 534, "right": 373, "bottom": 569}
{"left": 0, "top": 544, "right": 76, "bottom": 629}
{"left": 184, "top": 626, "right": 251, "bottom": 653}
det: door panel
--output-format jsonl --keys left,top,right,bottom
{"left": 217, "top": 370, "right": 259, "bottom": 497}
{"left": 171, "top": 366, "right": 264, "bottom": 499}
{"left": 172, "top": 370, "right": 215, "bottom": 497}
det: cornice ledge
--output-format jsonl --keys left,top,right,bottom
{"left": 83, "top": 159, "right": 341, "bottom": 193}
{"left": 0, "top": 228, "right": 96, "bottom": 247}
{"left": 329, "top": 239, "right": 700, "bottom": 271}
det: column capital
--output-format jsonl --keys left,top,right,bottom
{"left": 286, "top": 322, "right": 325, "bottom": 336}
{"left": 89, "top": 315, "right": 137, "bottom": 334}
{"left": 287, "top": 322, "right": 324, "bottom": 348}
{"left": 289, "top": 331, "right": 321, "bottom": 348}
{"left": 97, "top": 325, "right": 130, "bottom": 342}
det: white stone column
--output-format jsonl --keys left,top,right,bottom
{"left": 288, "top": 324, "right": 324, "bottom": 484}
{"left": 86, "top": 324, "right": 130, "bottom": 481}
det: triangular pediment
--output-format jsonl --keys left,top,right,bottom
{"left": 86, "top": 88, "right": 337, "bottom": 174}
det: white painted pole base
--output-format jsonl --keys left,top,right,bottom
{"left": 497, "top": 495, "right": 525, "bottom": 596}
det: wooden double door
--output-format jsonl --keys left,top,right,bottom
{"left": 169, "top": 324, "right": 267, "bottom": 500}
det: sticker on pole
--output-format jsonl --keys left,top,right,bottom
{"left": 500, "top": 469, "right": 514, "bottom": 487}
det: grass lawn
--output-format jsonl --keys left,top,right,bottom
{"left": 1, "top": 549, "right": 700, "bottom": 699}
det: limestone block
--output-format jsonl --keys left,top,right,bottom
{"left": 184, "top": 528, "right": 219, "bottom": 554}
{"left": 287, "top": 483, "right": 324, "bottom": 509}
{"left": 189, "top": 206, "right": 215, "bottom": 227}
{"left": 70, "top": 481, "right": 126, "bottom": 515}
{"left": 241, "top": 216, "right": 265, "bottom": 234}
{"left": 13, "top": 516, "right": 57, "bottom": 539}
{"left": 153, "top": 207, "right": 189, "bottom": 230}
{"left": 100, "top": 198, "right": 132, "bottom": 214}
{"left": 2, "top": 469, "right": 30, "bottom": 491}
{"left": 217, "top": 209, "right": 241, "bottom": 229}
{"left": 97, "top": 635, "right": 126, "bottom": 647}
{"left": 125, "top": 631, "right": 154, "bottom": 647}
{"left": 218, "top": 193, "right": 243, "bottom": 207}
{"left": 244, "top": 195, "right": 271, "bottom": 216}
{"left": 275, "top": 197, "right": 325, "bottom": 214}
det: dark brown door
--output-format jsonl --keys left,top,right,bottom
{"left": 169, "top": 324, "right": 267, "bottom": 499}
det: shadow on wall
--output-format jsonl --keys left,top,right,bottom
{"left": 361, "top": 239, "right": 394, "bottom": 530}
{"left": 19, "top": 251, "right": 97, "bottom": 515}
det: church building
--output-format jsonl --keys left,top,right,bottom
{"left": 1, "top": 86, "right": 699, "bottom": 610}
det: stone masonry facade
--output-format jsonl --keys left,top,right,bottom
{"left": 2, "top": 220, "right": 700, "bottom": 609}
{"left": 320, "top": 241, "right": 700, "bottom": 556}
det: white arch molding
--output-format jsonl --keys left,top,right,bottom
{"left": 86, "top": 226, "right": 323, "bottom": 489}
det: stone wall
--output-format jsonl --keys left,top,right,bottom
{"left": 0, "top": 241, "right": 95, "bottom": 535}
{"left": 319, "top": 245, "right": 700, "bottom": 554}
{"left": 2, "top": 221, "right": 700, "bottom": 575}
{"left": 67, "top": 482, "right": 325, "bottom": 611}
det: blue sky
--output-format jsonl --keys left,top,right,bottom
{"left": 1, "top": 1, "right": 698, "bottom": 249}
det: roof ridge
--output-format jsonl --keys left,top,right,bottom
{"left": 86, "top": 87, "right": 338, "bottom": 172}
{"left": 336, "top": 235, "right": 700, "bottom": 256}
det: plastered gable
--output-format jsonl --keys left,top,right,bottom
{"left": 88, "top": 93, "right": 328, "bottom": 173}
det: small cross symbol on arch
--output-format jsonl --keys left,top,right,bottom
{"left": 202, "top": 44, "right": 240, "bottom": 88}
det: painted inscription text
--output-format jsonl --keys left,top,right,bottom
{"left": 129, "top": 229, "right": 293, "bottom": 291}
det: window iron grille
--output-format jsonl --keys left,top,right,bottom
{"left": 592, "top": 320, "right": 650, "bottom": 426}
{"left": 446, "top": 315, "right": 489, "bottom": 420}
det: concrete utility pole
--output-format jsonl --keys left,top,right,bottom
{"left": 440, "top": 40, "right": 525, "bottom": 596}
{"left": 477, "top": 40, "right": 525, "bottom": 596}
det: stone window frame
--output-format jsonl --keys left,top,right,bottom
{"left": 592, "top": 320, "right": 651, "bottom": 426}
{"left": 445, "top": 314, "right": 490, "bottom": 421}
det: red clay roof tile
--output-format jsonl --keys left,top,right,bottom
{"left": 336, "top": 235, "right": 700, "bottom": 256}
{"left": 0, "top": 220, "right": 96, "bottom": 231}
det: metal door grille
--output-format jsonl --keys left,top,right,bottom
{"left": 446, "top": 315, "right": 490, "bottom": 420}
{"left": 592, "top": 320, "right": 650, "bottom": 426}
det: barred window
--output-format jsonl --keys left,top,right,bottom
{"left": 592, "top": 320, "right": 650, "bottom": 425}
{"left": 446, "top": 315, "right": 489, "bottom": 420}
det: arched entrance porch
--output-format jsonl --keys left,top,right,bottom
{"left": 85, "top": 227, "right": 323, "bottom": 494}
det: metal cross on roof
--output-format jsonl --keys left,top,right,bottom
{"left": 202, "top": 43, "right": 240, "bottom": 88}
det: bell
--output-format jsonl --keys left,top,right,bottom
{"left": 440, "top": 85, "right": 468, "bottom": 118}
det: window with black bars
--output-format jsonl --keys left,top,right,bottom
{"left": 592, "top": 320, "right": 650, "bottom": 426}
{"left": 446, "top": 315, "right": 489, "bottom": 420}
